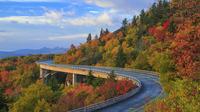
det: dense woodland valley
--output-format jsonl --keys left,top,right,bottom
{"left": 0, "top": 0, "right": 199, "bottom": 112}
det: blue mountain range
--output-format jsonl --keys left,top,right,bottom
{"left": 0, "top": 47, "right": 66, "bottom": 59}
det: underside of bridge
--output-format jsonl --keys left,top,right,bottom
{"left": 38, "top": 63, "right": 127, "bottom": 87}
{"left": 40, "top": 68, "right": 92, "bottom": 86}
{"left": 36, "top": 61, "right": 162, "bottom": 112}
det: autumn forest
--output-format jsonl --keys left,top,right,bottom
{"left": 0, "top": 0, "right": 200, "bottom": 112}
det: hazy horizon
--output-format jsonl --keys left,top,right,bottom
{"left": 0, "top": 46, "right": 67, "bottom": 52}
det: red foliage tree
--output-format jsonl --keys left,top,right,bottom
{"left": 53, "top": 84, "right": 94, "bottom": 111}
{"left": 4, "top": 88, "right": 13, "bottom": 96}
{"left": 162, "top": 20, "right": 170, "bottom": 30}
{"left": 0, "top": 71, "right": 15, "bottom": 96}
{"left": 170, "top": 0, "right": 200, "bottom": 79}
{"left": 172, "top": 22, "right": 200, "bottom": 79}
{"left": 148, "top": 26, "right": 166, "bottom": 42}
{"left": 96, "top": 80, "right": 117, "bottom": 99}
{"left": 115, "top": 80, "right": 136, "bottom": 95}
{"left": 0, "top": 71, "right": 10, "bottom": 83}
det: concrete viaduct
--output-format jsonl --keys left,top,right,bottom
{"left": 37, "top": 60, "right": 163, "bottom": 112}
{"left": 38, "top": 61, "right": 128, "bottom": 85}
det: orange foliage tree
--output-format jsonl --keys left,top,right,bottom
{"left": 170, "top": 0, "right": 200, "bottom": 79}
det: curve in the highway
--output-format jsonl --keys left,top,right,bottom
{"left": 74, "top": 66, "right": 163, "bottom": 112}
{"left": 39, "top": 61, "right": 163, "bottom": 112}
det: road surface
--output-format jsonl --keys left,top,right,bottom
{"left": 39, "top": 61, "right": 163, "bottom": 112}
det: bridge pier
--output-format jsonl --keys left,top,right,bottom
{"left": 40, "top": 68, "right": 44, "bottom": 79}
{"left": 40, "top": 68, "right": 77, "bottom": 86}
{"left": 40, "top": 68, "right": 48, "bottom": 81}
{"left": 72, "top": 73, "right": 77, "bottom": 86}
{"left": 40, "top": 69, "right": 55, "bottom": 82}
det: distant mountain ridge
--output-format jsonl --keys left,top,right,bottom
{"left": 0, "top": 47, "right": 67, "bottom": 59}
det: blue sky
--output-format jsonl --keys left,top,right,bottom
{"left": 0, "top": 0, "right": 156, "bottom": 51}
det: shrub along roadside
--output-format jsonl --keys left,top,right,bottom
{"left": 53, "top": 79, "right": 137, "bottom": 112}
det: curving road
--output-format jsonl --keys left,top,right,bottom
{"left": 74, "top": 66, "right": 163, "bottom": 112}
{"left": 39, "top": 61, "right": 163, "bottom": 112}
{"left": 100, "top": 70, "right": 162, "bottom": 112}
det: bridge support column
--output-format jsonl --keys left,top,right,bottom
{"left": 40, "top": 68, "right": 45, "bottom": 80}
{"left": 40, "top": 68, "right": 49, "bottom": 82}
{"left": 72, "top": 73, "right": 77, "bottom": 86}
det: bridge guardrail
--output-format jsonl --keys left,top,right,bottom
{"left": 68, "top": 67, "right": 142, "bottom": 112}
{"left": 37, "top": 60, "right": 163, "bottom": 112}
{"left": 70, "top": 76, "right": 142, "bottom": 112}
{"left": 37, "top": 60, "right": 159, "bottom": 76}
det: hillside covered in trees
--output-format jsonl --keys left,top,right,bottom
{"left": 54, "top": 0, "right": 200, "bottom": 111}
{"left": 0, "top": 55, "right": 55, "bottom": 111}
{"left": 0, "top": 55, "right": 137, "bottom": 112}
{"left": 0, "top": 0, "right": 199, "bottom": 112}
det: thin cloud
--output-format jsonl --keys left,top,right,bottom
{"left": 0, "top": 10, "right": 63, "bottom": 26}
{"left": 85, "top": 0, "right": 114, "bottom": 8}
{"left": 0, "top": 10, "right": 113, "bottom": 27}
{"left": 48, "top": 34, "right": 88, "bottom": 40}
{"left": 84, "top": 0, "right": 156, "bottom": 14}
{"left": 89, "top": 10, "right": 100, "bottom": 14}
{"left": 66, "top": 12, "right": 113, "bottom": 26}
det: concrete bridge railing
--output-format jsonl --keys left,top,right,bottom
{"left": 37, "top": 61, "right": 161, "bottom": 112}
{"left": 66, "top": 66, "right": 161, "bottom": 112}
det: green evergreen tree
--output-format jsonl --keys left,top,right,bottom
{"left": 108, "top": 70, "right": 116, "bottom": 81}
{"left": 87, "top": 33, "right": 92, "bottom": 42}
{"left": 94, "top": 35, "right": 98, "bottom": 40}
{"left": 0, "top": 88, "right": 8, "bottom": 112}
{"left": 46, "top": 75, "right": 60, "bottom": 91}
{"left": 122, "top": 18, "right": 128, "bottom": 36}
{"left": 100, "top": 28, "right": 105, "bottom": 37}
{"left": 86, "top": 70, "right": 95, "bottom": 85}
{"left": 115, "top": 46, "right": 126, "bottom": 67}
{"left": 92, "top": 78, "right": 104, "bottom": 88}
{"left": 132, "top": 16, "right": 137, "bottom": 26}
{"left": 140, "top": 9, "right": 146, "bottom": 24}
{"left": 105, "top": 28, "right": 109, "bottom": 34}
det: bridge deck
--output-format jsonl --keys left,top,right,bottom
{"left": 37, "top": 60, "right": 163, "bottom": 112}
